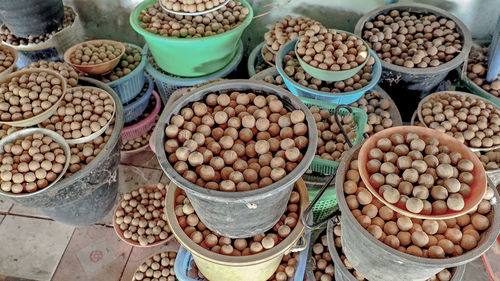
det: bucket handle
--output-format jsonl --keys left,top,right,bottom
{"left": 288, "top": 233, "right": 308, "bottom": 253}
{"left": 301, "top": 105, "right": 354, "bottom": 230}
{"left": 252, "top": 0, "right": 292, "bottom": 19}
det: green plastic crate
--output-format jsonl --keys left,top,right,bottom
{"left": 300, "top": 97, "right": 368, "bottom": 175}
{"left": 307, "top": 181, "right": 338, "bottom": 223}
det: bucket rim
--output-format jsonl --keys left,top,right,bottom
{"left": 353, "top": 2, "right": 472, "bottom": 76}
{"left": 154, "top": 79, "right": 318, "bottom": 202}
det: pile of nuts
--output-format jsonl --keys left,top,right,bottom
{"left": 164, "top": 91, "right": 309, "bottom": 191}
{"left": 264, "top": 16, "right": 319, "bottom": 53}
{"left": 161, "top": 0, "right": 225, "bottom": 13}
{"left": 311, "top": 105, "right": 358, "bottom": 162}
{"left": 362, "top": 9, "right": 463, "bottom": 68}
{"left": 40, "top": 87, "right": 115, "bottom": 141}
{"left": 115, "top": 183, "right": 172, "bottom": 246}
{"left": 466, "top": 44, "right": 500, "bottom": 97}
{"left": 0, "top": 132, "right": 67, "bottom": 194}
{"left": 174, "top": 186, "right": 300, "bottom": 255}
{"left": 65, "top": 122, "right": 114, "bottom": 177}
{"left": 474, "top": 149, "right": 500, "bottom": 171}
{"left": 332, "top": 221, "right": 458, "bottom": 281}
{"left": 0, "top": 6, "right": 76, "bottom": 46}
{"left": 343, "top": 151, "right": 495, "bottom": 258}
{"left": 122, "top": 130, "right": 153, "bottom": 151}
{"left": 0, "top": 124, "right": 17, "bottom": 138}
{"left": 26, "top": 60, "right": 79, "bottom": 87}
{"left": 132, "top": 251, "right": 177, "bottom": 281}
{"left": 419, "top": 92, "right": 500, "bottom": 149}
{"left": 139, "top": 1, "right": 250, "bottom": 38}
{"left": 267, "top": 51, "right": 375, "bottom": 93}
{"left": 69, "top": 41, "right": 123, "bottom": 66}
{"left": 0, "top": 70, "right": 64, "bottom": 122}
{"left": 350, "top": 92, "right": 394, "bottom": 136}
{"left": 296, "top": 25, "right": 369, "bottom": 71}
{"left": 100, "top": 44, "right": 142, "bottom": 82}
{"left": 0, "top": 48, "right": 15, "bottom": 73}
{"left": 311, "top": 234, "right": 335, "bottom": 281}
{"left": 365, "top": 132, "right": 475, "bottom": 215}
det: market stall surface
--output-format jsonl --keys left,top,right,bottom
{"left": 0, "top": 155, "right": 494, "bottom": 281}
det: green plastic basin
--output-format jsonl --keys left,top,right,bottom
{"left": 130, "top": 0, "right": 253, "bottom": 77}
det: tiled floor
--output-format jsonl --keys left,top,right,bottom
{"left": 0, "top": 155, "right": 496, "bottom": 281}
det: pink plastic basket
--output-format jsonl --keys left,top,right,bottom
{"left": 121, "top": 90, "right": 161, "bottom": 142}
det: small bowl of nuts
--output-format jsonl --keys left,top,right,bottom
{"left": 0, "top": 44, "right": 18, "bottom": 79}
{"left": 64, "top": 39, "right": 126, "bottom": 75}
{"left": 113, "top": 183, "right": 173, "bottom": 247}
{"left": 358, "top": 126, "right": 487, "bottom": 219}
{"left": 132, "top": 250, "right": 177, "bottom": 281}
{"left": 295, "top": 26, "right": 370, "bottom": 82}
{"left": 0, "top": 128, "right": 70, "bottom": 195}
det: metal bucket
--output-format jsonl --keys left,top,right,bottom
{"left": 335, "top": 143, "right": 500, "bottom": 281}
{"left": 0, "top": 77, "right": 124, "bottom": 226}
{"left": 155, "top": 79, "right": 317, "bottom": 238}
{"left": 165, "top": 180, "right": 308, "bottom": 281}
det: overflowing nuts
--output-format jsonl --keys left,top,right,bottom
{"left": 362, "top": 9, "right": 463, "bottom": 68}
{"left": 365, "top": 132, "right": 475, "bottom": 214}
{"left": 264, "top": 16, "right": 319, "bottom": 53}
{"left": 132, "top": 251, "right": 177, "bottom": 281}
{"left": 0, "top": 132, "right": 67, "bottom": 194}
{"left": 419, "top": 92, "right": 500, "bottom": 149}
{"left": 467, "top": 44, "right": 500, "bottom": 97}
{"left": 311, "top": 234, "right": 335, "bottom": 281}
{"left": 40, "top": 87, "right": 115, "bottom": 141}
{"left": 0, "top": 6, "right": 76, "bottom": 46}
{"left": 344, "top": 151, "right": 495, "bottom": 258}
{"left": 296, "top": 25, "right": 369, "bottom": 71}
{"left": 139, "top": 1, "right": 250, "bottom": 38}
{"left": 474, "top": 149, "right": 500, "bottom": 171}
{"left": 164, "top": 91, "right": 309, "bottom": 191}
{"left": 161, "top": 0, "right": 225, "bottom": 13}
{"left": 310, "top": 105, "right": 357, "bottom": 162}
{"left": 0, "top": 70, "right": 64, "bottom": 122}
{"left": 174, "top": 186, "right": 300, "bottom": 255}
{"left": 100, "top": 44, "right": 142, "bottom": 82}
{"left": 70, "top": 41, "right": 123, "bottom": 66}
{"left": 115, "top": 184, "right": 172, "bottom": 246}
{"left": 26, "top": 60, "right": 79, "bottom": 87}
{"left": 0, "top": 48, "right": 14, "bottom": 73}
{"left": 350, "top": 92, "right": 394, "bottom": 136}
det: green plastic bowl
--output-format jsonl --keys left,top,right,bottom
{"left": 130, "top": 0, "right": 253, "bottom": 77}
{"left": 295, "top": 31, "right": 369, "bottom": 82}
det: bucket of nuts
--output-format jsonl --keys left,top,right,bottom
{"left": 64, "top": 39, "right": 126, "bottom": 75}
{"left": 354, "top": 3, "right": 472, "bottom": 92}
{"left": 0, "top": 128, "right": 70, "bottom": 195}
{"left": 165, "top": 179, "right": 308, "bottom": 281}
{"left": 276, "top": 38, "right": 382, "bottom": 104}
{"left": 155, "top": 79, "right": 317, "bottom": 238}
{"left": 335, "top": 142, "right": 500, "bottom": 281}
{"left": 130, "top": 0, "right": 252, "bottom": 77}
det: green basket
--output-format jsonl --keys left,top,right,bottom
{"left": 307, "top": 182, "right": 338, "bottom": 223}
{"left": 300, "top": 97, "right": 368, "bottom": 175}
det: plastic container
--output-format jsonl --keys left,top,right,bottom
{"left": 145, "top": 40, "right": 243, "bottom": 105}
{"left": 295, "top": 31, "right": 369, "bottom": 82}
{"left": 165, "top": 180, "right": 308, "bottom": 281}
{"left": 354, "top": 3, "right": 472, "bottom": 93}
{"left": 122, "top": 90, "right": 161, "bottom": 142}
{"left": 175, "top": 231, "right": 311, "bottom": 281}
{"left": 122, "top": 75, "right": 154, "bottom": 124}
{"left": 0, "top": 0, "right": 64, "bottom": 38}
{"left": 0, "top": 68, "right": 67, "bottom": 127}
{"left": 276, "top": 38, "right": 382, "bottom": 104}
{"left": 105, "top": 43, "right": 148, "bottom": 104}
{"left": 358, "top": 126, "right": 487, "bottom": 220}
{"left": 301, "top": 97, "right": 367, "bottom": 175}
{"left": 64, "top": 40, "right": 125, "bottom": 75}
{"left": 247, "top": 41, "right": 265, "bottom": 77}
{"left": 460, "top": 69, "right": 500, "bottom": 107}
{"left": 130, "top": 0, "right": 252, "bottom": 77}
{"left": 336, "top": 143, "right": 500, "bottom": 281}
{"left": 155, "top": 79, "right": 318, "bottom": 238}
{"left": 325, "top": 219, "right": 466, "bottom": 281}
{"left": 0, "top": 44, "right": 18, "bottom": 80}
{"left": 0, "top": 77, "right": 123, "bottom": 226}
{"left": 417, "top": 90, "right": 500, "bottom": 151}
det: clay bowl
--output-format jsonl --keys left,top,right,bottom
{"left": 64, "top": 39, "right": 125, "bottom": 75}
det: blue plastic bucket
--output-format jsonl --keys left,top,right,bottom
{"left": 123, "top": 74, "right": 154, "bottom": 124}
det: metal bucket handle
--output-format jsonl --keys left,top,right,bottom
{"left": 301, "top": 105, "right": 355, "bottom": 230}
{"left": 288, "top": 233, "right": 308, "bottom": 254}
